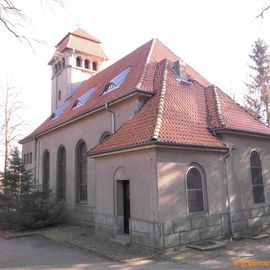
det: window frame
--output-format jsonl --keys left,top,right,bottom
{"left": 57, "top": 146, "right": 66, "bottom": 202}
{"left": 250, "top": 150, "right": 265, "bottom": 204}
{"left": 76, "top": 57, "right": 82, "bottom": 67}
{"left": 42, "top": 150, "right": 50, "bottom": 191}
{"left": 75, "top": 140, "right": 88, "bottom": 203}
{"left": 185, "top": 165, "right": 207, "bottom": 214}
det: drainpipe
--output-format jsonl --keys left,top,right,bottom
{"left": 223, "top": 147, "right": 234, "bottom": 235}
{"left": 105, "top": 103, "right": 115, "bottom": 133}
{"left": 33, "top": 136, "right": 38, "bottom": 188}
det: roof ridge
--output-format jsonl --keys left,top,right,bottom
{"left": 212, "top": 85, "right": 226, "bottom": 128}
{"left": 152, "top": 59, "right": 169, "bottom": 140}
{"left": 135, "top": 39, "right": 156, "bottom": 89}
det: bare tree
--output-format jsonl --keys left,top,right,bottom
{"left": 0, "top": 79, "right": 27, "bottom": 176}
{"left": 0, "top": 0, "right": 63, "bottom": 45}
{"left": 256, "top": 3, "right": 270, "bottom": 18}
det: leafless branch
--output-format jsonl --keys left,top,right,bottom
{"left": 256, "top": 4, "right": 270, "bottom": 19}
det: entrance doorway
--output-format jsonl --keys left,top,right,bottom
{"left": 116, "top": 180, "right": 130, "bottom": 234}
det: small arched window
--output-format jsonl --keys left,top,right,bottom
{"left": 99, "top": 132, "right": 111, "bottom": 144}
{"left": 76, "top": 57, "right": 82, "bottom": 67}
{"left": 84, "top": 59, "right": 90, "bottom": 69}
{"left": 42, "top": 150, "right": 50, "bottom": 191}
{"left": 58, "top": 62, "right": 61, "bottom": 72}
{"left": 62, "top": 57, "right": 65, "bottom": 68}
{"left": 92, "top": 61, "right": 97, "bottom": 71}
{"left": 76, "top": 141, "right": 87, "bottom": 202}
{"left": 57, "top": 146, "right": 66, "bottom": 201}
{"left": 186, "top": 167, "right": 205, "bottom": 213}
{"left": 250, "top": 150, "right": 265, "bottom": 204}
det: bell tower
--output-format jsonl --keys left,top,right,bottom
{"left": 48, "top": 28, "right": 107, "bottom": 113}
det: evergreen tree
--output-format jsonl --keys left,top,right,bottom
{"left": 0, "top": 148, "right": 64, "bottom": 231}
{"left": 244, "top": 39, "right": 270, "bottom": 125}
{"left": 3, "top": 147, "right": 32, "bottom": 198}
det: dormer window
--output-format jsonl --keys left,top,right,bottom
{"left": 51, "top": 98, "right": 71, "bottom": 119}
{"left": 76, "top": 57, "right": 82, "bottom": 67}
{"left": 73, "top": 86, "right": 97, "bottom": 109}
{"left": 84, "top": 59, "right": 90, "bottom": 69}
{"left": 102, "top": 67, "right": 130, "bottom": 95}
{"left": 173, "top": 60, "right": 191, "bottom": 84}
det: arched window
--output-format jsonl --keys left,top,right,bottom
{"left": 57, "top": 146, "right": 66, "bottom": 201}
{"left": 62, "top": 57, "right": 65, "bottom": 68}
{"left": 99, "top": 132, "right": 111, "bottom": 144}
{"left": 58, "top": 62, "right": 61, "bottom": 72}
{"left": 186, "top": 167, "right": 205, "bottom": 213}
{"left": 76, "top": 141, "right": 87, "bottom": 202}
{"left": 92, "top": 61, "right": 97, "bottom": 71}
{"left": 42, "top": 150, "right": 50, "bottom": 191}
{"left": 76, "top": 57, "right": 81, "bottom": 67}
{"left": 250, "top": 150, "right": 265, "bottom": 203}
{"left": 84, "top": 59, "right": 90, "bottom": 69}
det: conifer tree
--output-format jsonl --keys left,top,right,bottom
{"left": 244, "top": 39, "right": 270, "bottom": 125}
{"left": 0, "top": 148, "right": 63, "bottom": 231}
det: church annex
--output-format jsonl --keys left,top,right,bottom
{"left": 21, "top": 28, "right": 270, "bottom": 250}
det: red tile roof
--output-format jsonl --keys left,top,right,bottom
{"left": 205, "top": 85, "right": 270, "bottom": 135}
{"left": 21, "top": 37, "right": 270, "bottom": 152}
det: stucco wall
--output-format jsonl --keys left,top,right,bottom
{"left": 223, "top": 134, "right": 270, "bottom": 233}
{"left": 22, "top": 95, "right": 143, "bottom": 224}
{"left": 93, "top": 149, "right": 158, "bottom": 237}
{"left": 157, "top": 148, "right": 227, "bottom": 221}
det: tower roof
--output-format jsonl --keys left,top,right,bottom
{"left": 48, "top": 28, "right": 107, "bottom": 64}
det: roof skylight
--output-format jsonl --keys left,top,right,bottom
{"left": 73, "top": 86, "right": 97, "bottom": 109}
{"left": 51, "top": 98, "right": 71, "bottom": 119}
{"left": 102, "top": 67, "right": 130, "bottom": 95}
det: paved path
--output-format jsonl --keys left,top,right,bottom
{"left": 0, "top": 235, "right": 180, "bottom": 270}
{"left": 1, "top": 233, "right": 270, "bottom": 269}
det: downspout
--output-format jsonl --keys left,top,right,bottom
{"left": 105, "top": 103, "right": 115, "bottom": 133}
{"left": 33, "top": 136, "right": 38, "bottom": 187}
{"left": 223, "top": 147, "right": 234, "bottom": 235}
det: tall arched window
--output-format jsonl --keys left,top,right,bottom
{"left": 92, "top": 61, "right": 97, "bottom": 71}
{"left": 42, "top": 150, "right": 50, "bottom": 191}
{"left": 76, "top": 141, "right": 87, "bottom": 202}
{"left": 76, "top": 57, "right": 81, "bottom": 67}
{"left": 186, "top": 167, "right": 205, "bottom": 213}
{"left": 84, "top": 59, "right": 90, "bottom": 69}
{"left": 250, "top": 150, "right": 265, "bottom": 204}
{"left": 57, "top": 146, "right": 66, "bottom": 201}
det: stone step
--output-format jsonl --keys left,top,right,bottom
{"left": 110, "top": 234, "right": 131, "bottom": 245}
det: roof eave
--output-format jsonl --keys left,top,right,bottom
{"left": 88, "top": 141, "right": 229, "bottom": 158}
{"left": 213, "top": 128, "right": 270, "bottom": 139}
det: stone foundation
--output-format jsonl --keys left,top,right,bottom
{"left": 231, "top": 205, "right": 270, "bottom": 234}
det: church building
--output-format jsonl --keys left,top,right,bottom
{"left": 20, "top": 28, "right": 270, "bottom": 250}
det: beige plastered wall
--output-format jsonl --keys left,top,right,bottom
{"left": 93, "top": 148, "right": 158, "bottom": 223}
{"left": 157, "top": 148, "right": 227, "bottom": 222}
{"left": 21, "top": 95, "right": 144, "bottom": 219}
{"left": 223, "top": 134, "right": 270, "bottom": 212}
